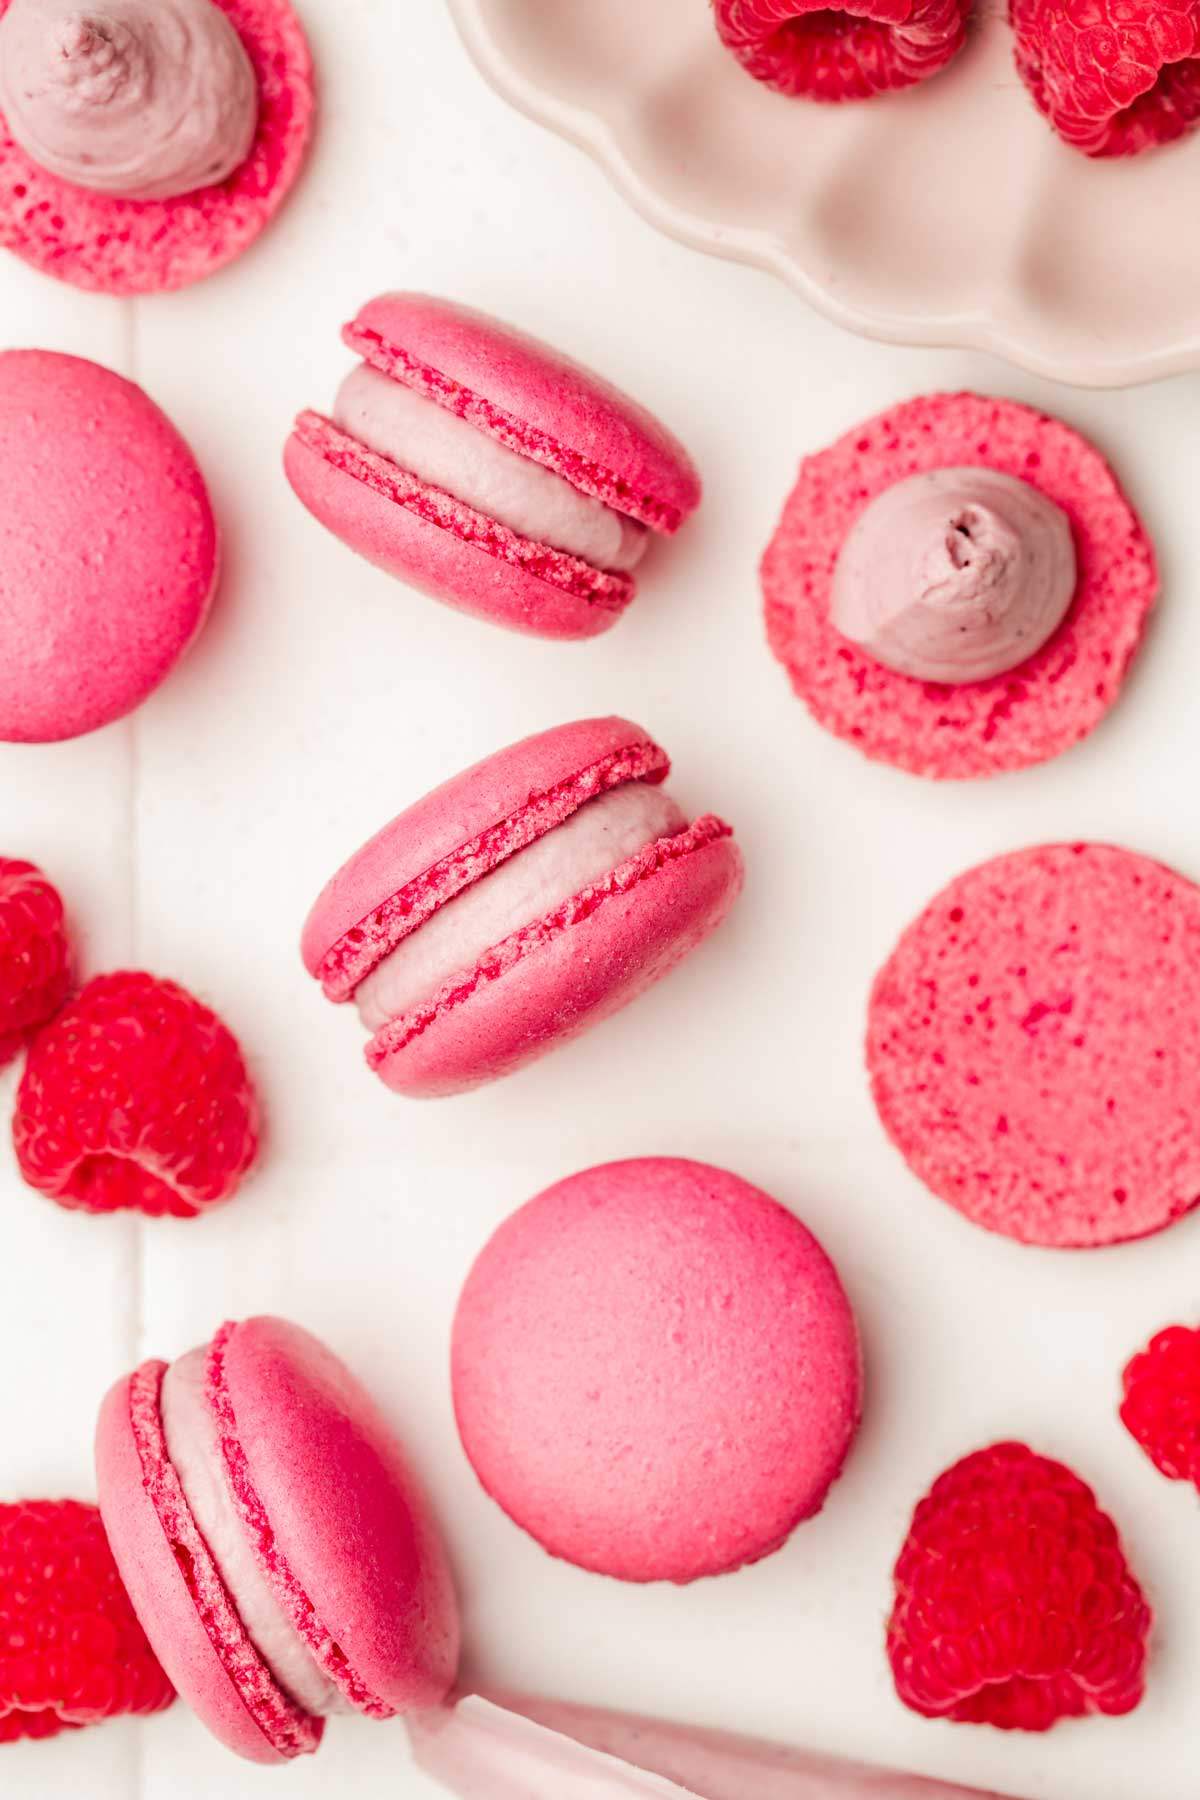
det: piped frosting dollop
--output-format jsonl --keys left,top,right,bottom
{"left": 830, "top": 466, "right": 1077, "bottom": 684}
{"left": 0, "top": 0, "right": 258, "bottom": 201}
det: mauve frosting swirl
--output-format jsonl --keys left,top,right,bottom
{"left": 830, "top": 466, "right": 1077, "bottom": 685}
{"left": 0, "top": 0, "right": 258, "bottom": 201}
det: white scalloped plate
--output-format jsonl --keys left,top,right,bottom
{"left": 448, "top": 0, "right": 1200, "bottom": 388}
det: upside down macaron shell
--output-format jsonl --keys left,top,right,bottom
{"left": 301, "top": 718, "right": 743, "bottom": 1098}
{"left": 868, "top": 842, "right": 1200, "bottom": 1247}
{"left": 452, "top": 1158, "right": 863, "bottom": 1583}
{"left": 284, "top": 294, "right": 701, "bottom": 639}
{"left": 95, "top": 1317, "right": 459, "bottom": 1762}
{"left": 762, "top": 393, "right": 1157, "bottom": 778}
{"left": 0, "top": 350, "right": 218, "bottom": 742}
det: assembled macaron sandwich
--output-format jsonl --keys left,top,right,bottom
{"left": 302, "top": 717, "right": 743, "bottom": 1097}
{"left": 284, "top": 294, "right": 702, "bottom": 638}
{"left": 95, "top": 1316, "right": 459, "bottom": 1761}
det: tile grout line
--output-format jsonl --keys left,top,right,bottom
{"left": 125, "top": 288, "right": 146, "bottom": 1800}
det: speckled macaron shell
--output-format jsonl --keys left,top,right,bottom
{"left": 284, "top": 293, "right": 701, "bottom": 641}
{"left": 96, "top": 1317, "right": 460, "bottom": 1761}
{"left": 868, "top": 843, "right": 1200, "bottom": 1247}
{"left": 0, "top": 349, "right": 219, "bottom": 742}
{"left": 452, "top": 1158, "right": 863, "bottom": 1583}
{"left": 762, "top": 393, "right": 1158, "bottom": 779}
{"left": 0, "top": 0, "right": 314, "bottom": 295}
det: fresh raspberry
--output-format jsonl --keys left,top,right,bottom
{"left": 0, "top": 860, "right": 70, "bottom": 1069}
{"left": 1010, "top": 0, "right": 1200, "bottom": 156}
{"left": 1121, "top": 1325, "right": 1200, "bottom": 1485}
{"left": 0, "top": 1500, "right": 174, "bottom": 1743}
{"left": 12, "top": 972, "right": 260, "bottom": 1219}
{"left": 713, "top": 0, "right": 970, "bottom": 101}
{"left": 889, "top": 1443, "right": 1151, "bottom": 1731}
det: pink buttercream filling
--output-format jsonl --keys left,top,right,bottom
{"left": 161, "top": 1349, "right": 348, "bottom": 1720}
{"left": 204, "top": 1323, "right": 394, "bottom": 1720}
{"left": 0, "top": 0, "right": 258, "bottom": 201}
{"left": 356, "top": 783, "right": 686, "bottom": 1032}
{"left": 335, "top": 363, "right": 648, "bottom": 574}
{"left": 831, "top": 466, "right": 1077, "bottom": 685}
{"left": 126, "top": 1359, "right": 322, "bottom": 1760}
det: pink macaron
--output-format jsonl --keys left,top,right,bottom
{"left": 0, "top": 349, "right": 219, "bottom": 742}
{"left": 284, "top": 293, "right": 702, "bottom": 639}
{"left": 452, "top": 1158, "right": 864, "bottom": 1584}
{"left": 301, "top": 717, "right": 743, "bottom": 1098}
{"left": 95, "top": 1316, "right": 459, "bottom": 1763}
{"left": 0, "top": 0, "right": 314, "bottom": 295}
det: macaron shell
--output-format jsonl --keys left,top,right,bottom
{"left": 347, "top": 293, "right": 701, "bottom": 533}
{"left": 762, "top": 392, "right": 1157, "bottom": 779}
{"left": 301, "top": 716, "right": 667, "bottom": 991}
{"left": 284, "top": 416, "right": 630, "bottom": 641}
{"left": 216, "top": 1318, "right": 459, "bottom": 1713}
{"left": 0, "top": 0, "right": 314, "bottom": 295}
{"left": 0, "top": 349, "right": 219, "bottom": 742}
{"left": 868, "top": 841, "right": 1200, "bottom": 1247}
{"left": 370, "top": 823, "right": 743, "bottom": 1098}
{"left": 95, "top": 1374, "right": 289, "bottom": 1765}
{"left": 451, "top": 1159, "right": 862, "bottom": 1582}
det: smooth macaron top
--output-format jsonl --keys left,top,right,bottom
{"left": 344, "top": 294, "right": 702, "bottom": 535}
{"left": 452, "top": 1158, "right": 864, "bottom": 1584}
{"left": 0, "top": 348, "right": 218, "bottom": 742}
{"left": 96, "top": 1316, "right": 459, "bottom": 1762}
{"left": 301, "top": 717, "right": 669, "bottom": 1001}
{"left": 209, "top": 1317, "right": 459, "bottom": 1715}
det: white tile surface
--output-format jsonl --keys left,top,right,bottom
{"left": 2, "top": 4, "right": 1199, "bottom": 1797}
